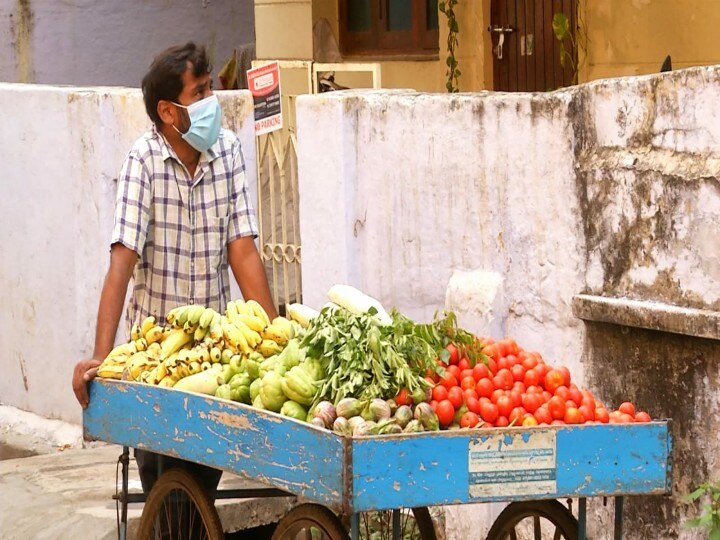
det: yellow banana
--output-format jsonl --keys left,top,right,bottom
{"left": 187, "top": 304, "right": 206, "bottom": 325}
{"left": 222, "top": 320, "right": 251, "bottom": 354}
{"left": 97, "top": 363, "right": 125, "bottom": 379}
{"left": 220, "top": 348, "right": 233, "bottom": 364}
{"left": 246, "top": 300, "right": 271, "bottom": 327}
{"left": 144, "top": 326, "right": 163, "bottom": 345}
{"left": 226, "top": 300, "right": 240, "bottom": 322}
{"left": 183, "top": 321, "right": 197, "bottom": 335}
{"left": 158, "top": 376, "right": 176, "bottom": 387}
{"left": 134, "top": 338, "right": 148, "bottom": 352}
{"left": 106, "top": 342, "right": 136, "bottom": 360}
{"left": 261, "top": 323, "right": 290, "bottom": 346}
{"left": 194, "top": 325, "right": 209, "bottom": 342}
{"left": 131, "top": 324, "right": 142, "bottom": 341}
{"left": 196, "top": 347, "right": 210, "bottom": 363}
{"left": 161, "top": 329, "right": 193, "bottom": 359}
{"left": 201, "top": 361, "right": 212, "bottom": 371}
{"left": 141, "top": 316, "right": 157, "bottom": 337}
{"left": 186, "top": 348, "right": 202, "bottom": 363}
{"left": 210, "top": 347, "right": 222, "bottom": 363}
{"left": 189, "top": 361, "right": 201, "bottom": 375}
{"left": 175, "top": 305, "right": 192, "bottom": 326}
{"left": 235, "top": 320, "right": 262, "bottom": 348}
{"left": 199, "top": 307, "right": 217, "bottom": 329}
{"left": 257, "top": 339, "right": 283, "bottom": 358}
{"left": 236, "top": 313, "right": 266, "bottom": 333}
{"left": 234, "top": 299, "right": 252, "bottom": 317}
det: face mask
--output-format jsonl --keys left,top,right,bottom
{"left": 172, "top": 94, "right": 222, "bottom": 152}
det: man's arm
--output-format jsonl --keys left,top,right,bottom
{"left": 228, "top": 237, "right": 278, "bottom": 321}
{"left": 72, "top": 243, "right": 137, "bottom": 408}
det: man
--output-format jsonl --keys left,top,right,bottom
{"left": 72, "top": 42, "right": 277, "bottom": 497}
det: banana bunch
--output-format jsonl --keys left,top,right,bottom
{"left": 98, "top": 315, "right": 161, "bottom": 379}
{"left": 166, "top": 304, "right": 222, "bottom": 343}
{"left": 222, "top": 299, "right": 269, "bottom": 355}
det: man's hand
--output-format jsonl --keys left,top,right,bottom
{"left": 72, "top": 358, "right": 102, "bottom": 409}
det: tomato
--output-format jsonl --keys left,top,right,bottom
{"left": 551, "top": 420, "right": 565, "bottom": 426}
{"left": 463, "top": 388, "right": 478, "bottom": 402}
{"left": 432, "top": 385, "right": 449, "bottom": 402}
{"left": 618, "top": 402, "right": 636, "bottom": 417}
{"left": 486, "top": 357, "right": 498, "bottom": 375}
{"left": 542, "top": 391, "right": 553, "bottom": 403}
{"left": 497, "top": 368, "right": 514, "bottom": 389}
{"left": 499, "top": 338, "right": 520, "bottom": 356}
{"left": 447, "top": 386, "right": 464, "bottom": 409}
{"left": 581, "top": 392, "right": 596, "bottom": 411}
{"left": 460, "top": 369, "right": 474, "bottom": 381}
{"left": 495, "top": 416, "right": 509, "bottom": 428}
{"left": 440, "top": 372, "right": 458, "bottom": 390}
{"left": 436, "top": 400, "right": 455, "bottom": 427}
{"left": 548, "top": 396, "right": 567, "bottom": 420}
{"left": 510, "top": 364, "right": 525, "bottom": 382}
{"left": 544, "top": 370, "right": 565, "bottom": 394}
{"left": 564, "top": 407, "right": 583, "bottom": 424}
{"left": 523, "top": 369, "right": 540, "bottom": 387}
{"left": 522, "top": 393, "right": 542, "bottom": 414}
{"left": 620, "top": 413, "right": 635, "bottom": 423}
{"left": 395, "top": 388, "right": 411, "bottom": 406}
{"left": 526, "top": 385, "right": 540, "bottom": 394}
{"left": 430, "top": 400, "right": 438, "bottom": 412}
{"left": 496, "top": 396, "right": 513, "bottom": 418}
{"left": 534, "top": 362, "right": 551, "bottom": 380}
{"left": 565, "top": 400, "right": 578, "bottom": 410}
{"left": 447, "top": 365, "right": 461, "bottom": 381}
{"left": 554, "top": 386, "right": 569, "bottom": 400}
{"left": 504, "top": 355, "right": 518, "bottom": 368}
{"left": 567, "top": 386, "right": 583, "bottom": 406}
{"left": 461, "top": 376, "right": 477, "bottom": 391}
{"left": 523, "top": 416, "right": 539, "bottom": 427}
{"left": 497, "top": 356, "right": 509, "bottom": 371}
{"left": 522, "top": 356, "right": 539, "bottom": 370}
{"left": 534, "top": 406, "right": 552, "bottom": 425}
{"left": 509, "top": 389, "right": 523, "bottom": 408}
{"left": 594, "top": 407, "right": 610, "bottom": 423}
{"left": 460, "top": 411, "right": 480, "bottom": 428}
{"left": 480, "top": 402, "right": 499, "bottom": 423}
{"left": 635, "top": 411, "right": 651, "bottom": 423}
{"left": 457, "top": 357, "right": 470, "bottom": 371}
{"left": 578, "top": 405, "right": 595, "bottom": 422}
{"left": 557, "top": 366, "right": 571, "bottom": 387}
{"left": 491, "top": 389, "right": 505, "bottom": 403}
{"left": 476, "top": 378, "right": 494, "bottom": 398}
{"left": 425, "top": 368, "right": 439, "bottom": 382}
{"left": 465, "top": 396, "right": 480, "bottom": 414}
{"left": 472, "top": 363, "right": 490, "bottom": 381}
{"left": 446, "top": 343, "right": 460, "bottom": 365}
{"left": 483, "top": 344, "right": 500, "bottom": 361}
{"left": 509, "top": 407, "right": 526, "bottom": 425}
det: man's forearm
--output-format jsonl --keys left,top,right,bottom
{"left": 228, "top": 238, "right": 278, "bottom": 320}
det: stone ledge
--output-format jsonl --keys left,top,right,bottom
{"left": 572, "top": 294, "right": 720, "bottom": 341}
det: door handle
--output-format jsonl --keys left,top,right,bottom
{"left": 488, "top": 25, "right": 516, "bottom": 34}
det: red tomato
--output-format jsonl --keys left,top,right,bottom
{"left": 542, "top": 391, "right": 553, "bottom": 403}
{"left": 620, "top": 413, "right": 635, "bottom": 424}
{"left": 496, "top": 396, "right": 513, "bottom": 418}
{"left": 534, "top": 362, "right": 551, "bottom": 381}
{"left": 635, "top": 411, "right": 651, "bottom": 423}
{"left": 522, "top": 416, "right": 539, "bottom": 427}
{"left": 425, "top": 369, "right": 438, "bottom": 383}
{"left": 551, "top": 420, "right": 565, "bottom": 426}
{"left": 500, "top": 338, "right": 520, "bottom": 356}
{"left": 430, "top": 400, "right": 438, "bottom": 412}
{"left": 472, "top": 363, "right": 490, "bottom": 381}
{"left": 565, "top": 400, "right": 578, "bottom": 409}
{"left": 491, "top": 389, "right": 505, "bottom": 403}
{"left": 544, "top": 370, "right": 565, "bottom": 394}
{"left": 619, "top": 402, "right": 636, "bottom": 417}
{"left": 509, "top": 407, "right": 526, "bottom": 425}
{"left": 480, "top": 402, "right": 499, "bottom": 423}
{"left": 447, "top": 386, "right": 464, "bottom": 409}
{"left": 578, "top": 405, "right": 595, "bottom": 422}
{"left": 495, "top": 416, "right": 509, "bottom": 428}
{"left": 595, "top": 407, "right": 610, "bottom": 423}
{"left": 486, "top": 357, "right": 498, "bottom": 375}
{"left": 463, "top": 388, "right": 478, "bottom": 402}
{"left": 554, "top": 386, "right": 569, "bottom": 400}
{"left": 432, "top": 385, "right": 449, "bottom": 402}
{"left": 523, "top": 369, "right": 540, "bottom": 387}
{"left": 457, "top": 358, "right": 470, "bottom": 371}
{"left": 476, "top": 378, "right": 494, "bottom": 398}
{"left": 509, "top": 389, "right": 523, "bottom": 408}
{"left": 446, "top": 343, "right": 460, "bottom": 365}
{"left": 461, "top": 376, "right": 476, "bottom": 391}
{"left": 526, "top": 385, "right": 540, "bottom": 394}
{"left": 498, "top": 368, "right": 514, "bottom": 389}
{"left": 564, "top": 407, "right": 583, "bottom": 424}
{"left": 460, "top": 411, "right": 480, "bottom": 428}
{"left": 567, "top": 386, "right": 583, "bottom": 406}
{"left": 483, "top": 344, "right": 500, "bottom": 362}
{"left": 548, "top": 396, "right": 567, "bottom": 420}
{"left": 465, "top": 396, "right": 480, "bottom": 414}
{"left": 395, "top": 388, "right": 411, "bottom": 406}
{"left": 436, "top": 400, "right": 455, "bottom": 427}
{"left": 522, "top": 393, "right": 542, "bottom": 414}
{"left": 497, "top": 356, "right": 509, "bottom": 371}
{"left": 512, "top": 381, "right": 526, "bottom": 391}
{"left": 581, "top": 391, "right": 596, "bottom": 411}
{"left": 522, "top": 356, "right": 539, "bottom": 370}
{"left": 447, "top": 365, "right": 461, "bottom": 381}
{"left": 440, "top": 372, "right": 458, "bottom": 390}
{"left": 507, "top": 354, "right": 520, "bottom": 368}
{"left": 557, "top": 366, "right": 571, "bottom": 387}
{"left": 510, "top": 364, "right": 525, "bottom": 382}
{"left": 534, "top": 406, "right": 552, "bottom": 425}
{"left": 460, "top": 369, "right": 474, "bottom": 381}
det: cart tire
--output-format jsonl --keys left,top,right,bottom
{"left": 136, "top": 468, "right": 224, "bottom": 540}
{"left": 271, "top": 503, "right": 347, "bottom": 540}
{"left": 485, "top": 500, "right": 578, "bottom": 540}
{"left": 356, "top": 507, "right": 437, "bottom": 540}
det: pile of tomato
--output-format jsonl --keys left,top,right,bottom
{"left": 424, "top": 337, "right": 651, "bottom": 429}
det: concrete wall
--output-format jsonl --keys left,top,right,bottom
{"left": 0, "top": 85, "right": 256, "bottom": 424}
{"left": 296, "top": 66, "right": 720, "bottom": 538}
{"left": 0, "top": 0, "right": 255, "bottom": 86}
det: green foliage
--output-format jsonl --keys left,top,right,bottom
{"left": 551, "top": 2, "right": 588, "bottom": 86}
{"left": 439, "top": 0, "right": 461, "bottom": 92}
{"left": 684, "top": 481, "right": 720, "bottom": 538}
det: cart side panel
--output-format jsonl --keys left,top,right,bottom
{"left": 350, "top": 422, "right": 670, "bottom": 512}
{"left": 84, "top": 380, "right": 345, "bottom": 509}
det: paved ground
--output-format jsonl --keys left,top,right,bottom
{"left": 0, "top": 443, "right": 295, "bottom": 539}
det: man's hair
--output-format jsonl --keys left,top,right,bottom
{"left": 141, "top": 42, "right": 212, "bottom": 125}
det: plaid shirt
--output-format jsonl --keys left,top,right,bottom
{"left": 112, "top": 127, "right": 258, "bottom": 332}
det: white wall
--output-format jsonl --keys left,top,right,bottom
{"left": 0, "top": 0, "right": 254, "bottom": 86}
{"left": 0, "top": 84, "right": 255, "bottom": 424}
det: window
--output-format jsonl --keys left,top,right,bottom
{"left": 339, "top": 0, "right": 439, "bottom": 56}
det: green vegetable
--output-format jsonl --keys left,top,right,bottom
{"left": 403, "top": 419, "right": 424, "bottom": 433}
{"left": 215, "top": 384, "right": 234, "bottom": 401}
{"left": 281, "top": 364, "right": 318, "bottom": 406}
{"left": 249, "top": 378, "right": 263, "bottom": 401}
{"left": 252, "top": 395, "right": 264, "bottom": 409}
{"left": 259, "top": 371, "right": 287, "bottom": 412}
{"left": 368, "top": 399, "right": 391, "bottom": 422}
{"left": 241, "top": 358, "right": 261, "bottom": 380}
{"left": 394, "top": 405, "right": 413, "bottom": 428}
{"left": 414, "top": 402, "right": 440, "bottom": 431}
{"left": 333, "top": 417, "right": 352, "bottom": 436}
{"left": 336, "top": 398, "right": 364, "bottom": 419}
{"left": 313, "top": 401, "right": 337, "bottom": 428}
{"left": 280, "top": 400, "right": 307, "bottom": 421}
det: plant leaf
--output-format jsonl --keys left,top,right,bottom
{"left": 552, "top": 13, "right": 570, "bottom": 41}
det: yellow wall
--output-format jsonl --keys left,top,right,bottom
{"left": 580, "top": 0, "right": 720, "bottom": 82}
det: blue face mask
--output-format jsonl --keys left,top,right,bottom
{"left": 173, "top": 94, "right": 222, "bottom": 152}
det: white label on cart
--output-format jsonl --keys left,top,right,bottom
{"left": 468, "top": 431, "right": 557, "bottom": 498}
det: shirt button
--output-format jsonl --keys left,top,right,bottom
{"left": 189, "top": 299, "right": 194, "bottom": 305}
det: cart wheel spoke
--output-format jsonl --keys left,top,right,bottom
{"left": 486, "top": 501, "right": 578, "bottom": 540}
{"left": 533, "top": 515, "right": 541, "bottom": 540}
{"left": 553, "top": 529, "right": 562, "bottom": 540}
{"left": 509, "top": 528, "right": 518, "bottom": 540}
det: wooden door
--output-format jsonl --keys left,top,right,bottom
{"left": 490, "top": 0, "right": 576, "bottom": 92}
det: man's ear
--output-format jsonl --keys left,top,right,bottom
{"left": 157, "top": 100, "right": 175, "bottom": 126}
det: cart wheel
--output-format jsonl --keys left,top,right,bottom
{"left": 136, "top": 468, "right": 224, "bottom": 540}
{"left": 485, "top": 500, "right": 578, "bottom": 540}
{"left": 271, "top": 503, "right": 347, "bottom": 540}
{"left": 357, "top": 507, "right": 437, "bottom": 540}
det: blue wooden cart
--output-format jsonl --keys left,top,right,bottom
{"left": 84, "top": 379, "right": 672, "bottom": 540}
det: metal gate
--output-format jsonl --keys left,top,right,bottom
{"left": 489, "top": 0, "right": 577, "bottom": 92}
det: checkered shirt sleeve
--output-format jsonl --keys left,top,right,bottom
{"left": 227, "top": 138, "right": 259, "bottom": 243}
{"left": 111, "top": 151, "right": 151, "bottom": 255}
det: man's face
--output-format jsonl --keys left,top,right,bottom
{"left": 167, "top": 62, "right": 213, "bottom": 133}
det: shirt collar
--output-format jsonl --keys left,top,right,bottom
{"left": 152, "top": 125, "right": 220, "bottom": 162}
